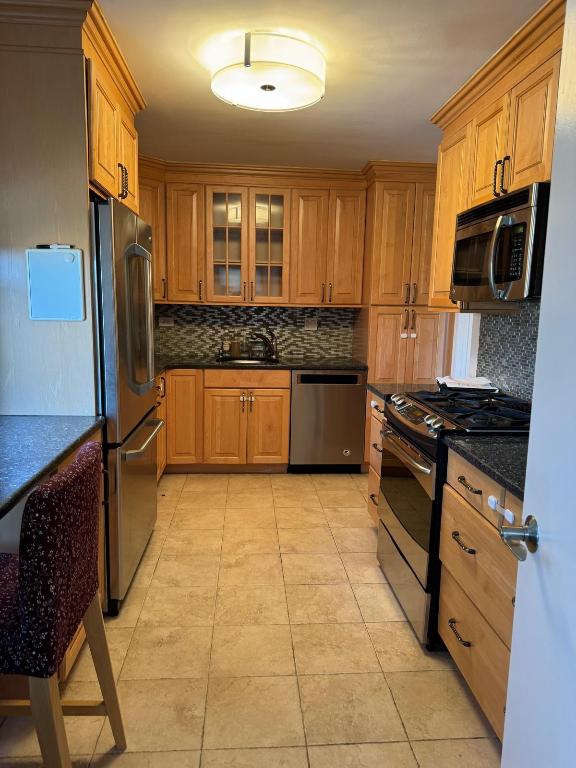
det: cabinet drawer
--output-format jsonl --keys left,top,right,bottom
{"left": 446, "top": 449, "right": 518, "bottom": 527}
{"left": 368, "top": 466, "right": 380, "bottom": 523}
{"left": 439, "top": 567, "right": 510, "bottom": 740}
{"left": 440, "top": 485, "right": 517, "bottom": 648}
{"left": 204, "top": 369, "right": 291, "bottom": 389}
{"left": 369, "top": 415, "right": 383, "bottom": 473}
{"left": 367, "top": 392, "right": 386, "bottom": 423}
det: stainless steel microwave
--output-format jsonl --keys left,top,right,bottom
{"left": 450, "top": 182, "right": 550, "bottom": 311}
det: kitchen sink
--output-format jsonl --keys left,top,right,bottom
{"left": 217, "top": 357, "right": 279, "bottom": 365}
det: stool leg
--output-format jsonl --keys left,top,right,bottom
{"left": 29, "top": 673, "right": 72, "bottom": 768}
{"left": 82, "top": 593, "right": 127, "bottom": 750}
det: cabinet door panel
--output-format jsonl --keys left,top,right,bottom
{"left": 167, "top": 183, "right": 205, "bottom": 302}
{"left": 155, "top": 377, "right": 167, "bottom": 480}
{"left": 290, "top": 189, "right": 329, "bottom": 304}
{"left": 206, "top": 186, "right": 248, "bottom": 303}
{"left": 429, "top": 123, "right": 471, "bottom": 308}
{"left": 249, "top": 188, "right": 290, "bottom": 304}
{"left": 469, "top": 95, "right": 509, "bottom": 206}
{"left": 166, "top": 370, "right": 203, "bottom": 464}
{"left": 370, "top": 183, "right": 415, "bottom": 305}
{"left": 118, "top": 112, "right": 139, "bottom": 213}
{"left": 506, "top": 53, "right": 560, "bottom": 192}
{"left": 326, "top": 189, "right": 365, "bottom": 305}
{"left": 204, "top": 389, "right": 247, "bottom": 464}
{"left": 139, "top": 177, "right": 167, "bottom": 302}
{"left": 88, "top": 60, "right": 118, "bottom": 197}
{"left": 410, "top": 183, "right": 435, "bottom": 306}
{"left": 247, "top": 389, "right": 290, "bottom": 464}
{"left": 368, "top": 308, "right": 407, "bottom": 385}
{"left": 405, "top": 310, "right": 448, "bottom": 385}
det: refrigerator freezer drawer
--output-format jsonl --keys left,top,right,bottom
{"left": 107, "top": 416, "right": 161, "bottom": 601}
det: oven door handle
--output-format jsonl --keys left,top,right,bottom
{"left": 381, "top": 429, "right": 432, "bottom": 475}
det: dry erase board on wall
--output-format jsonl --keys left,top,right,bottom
{"left": 26, "top": 248, "right": 85, "bottom": 321}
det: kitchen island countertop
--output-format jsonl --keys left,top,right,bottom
{"left": 0, "top": 415, "right": 105, "bottom": 518}
{"left": 443, "top": 434, "right": 529, "bottom": 501}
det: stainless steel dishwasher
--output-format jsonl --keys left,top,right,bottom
{"left": 290, "top": 370, "right": 367, "bottom": 466}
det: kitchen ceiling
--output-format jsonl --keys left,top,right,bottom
{"left": 100, "top": 0, "right": 544, "bottom": 169}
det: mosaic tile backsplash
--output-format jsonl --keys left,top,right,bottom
{"left": 476, "top": 302, "right": 540, "bottom": 400}
{"left": 155, "top": 304, "right": 359, "bottom": 360}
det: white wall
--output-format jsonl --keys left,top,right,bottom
{"left": 0, "top": 23, "right": 97, "bottom": 416}
{"left": 502, "top": 2, "right": 576, "bottom": 764}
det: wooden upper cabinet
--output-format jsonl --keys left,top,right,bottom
{"left": 368, "top": 308, "right": 408, "bottom": 385}
{"left": 326, "top": 189, "right": 365, "bottom": 305}
{"left": 206, "top": 186, "right": 248, "bottom": 303}
{"left": 290, "top": 189, "right": 329, "bottom": 304}
{"left": 118, "top": 111, "right": 139, "bottom": 213}
{"left": 166, "top": 370, "right": 203, "bottom": 464}
{"left": 505, "top": 53, "right": 560, "bottom": 193}
{"left": 370, "top": 183, "right": 415, "bottom": 306}
{"left": 429, "top": 123, "right": 471, "bottom": 309}
{"left": 139, "top": 176, "right": 167, "bottom": 302}
{"left": 204, "top": 388, "right": 247, "bottom": 464}
{"left": 469, "top": 95, "right": 510, "bottom": 206}
{"left": 87, "top": 59, "right": 119, "bottom": 197}
{"left": 246, "top": 389, "right": 290, "bottom": 463}
{"left": 167, "top": 183, "right": 205, "bottom": 303}
{"left": 405, "top": 309, "right": 448, "bottom": 385}
{"left": 410, "top": 183, "right": 436, "bottom": 306}
{"left": 249, "top": 188, "right": 290, "bottom": 304}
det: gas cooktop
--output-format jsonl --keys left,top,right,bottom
{"left": 411, "top": 389, "right": 531, "bottom": 430}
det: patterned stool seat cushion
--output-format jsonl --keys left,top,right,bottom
{"left": 0, "top": 442, "right": 102, "bottom": 678}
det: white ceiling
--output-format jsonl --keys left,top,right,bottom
{"left": 100, "top": 0, "right": 544, "bottom": 169}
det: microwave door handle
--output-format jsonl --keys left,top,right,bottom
{"left": 487, "top": 214, "right": 513, "bottom": 300}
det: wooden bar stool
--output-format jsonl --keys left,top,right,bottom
{"left": 0, "top": 442, "right": 126, "bottom": 767}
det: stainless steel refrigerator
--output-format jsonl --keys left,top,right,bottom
{"left": 93, "top": 197, "right": 163, "bottom": 613}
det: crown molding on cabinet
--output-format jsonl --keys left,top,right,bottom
{"left": 431, "top": 0, "right": 565, "bottom": 129}
{"left": 83, "top": 1, "right": 146, "bottom": 113}
{"left": 0, "top": 0, "right": 91, "bottom": 25}
{"left": 362, "top": 161, "right": 437, "bottom": 185}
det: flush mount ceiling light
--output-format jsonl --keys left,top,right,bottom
{"left": 210, "top": 31, "right": 326, "bottom": 111}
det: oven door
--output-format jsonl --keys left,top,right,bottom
{"left": 451, "top": 207, "right": 532, "bottom": 303}
{"left": 378, "top": 425, "right": 435, "bottom": 588}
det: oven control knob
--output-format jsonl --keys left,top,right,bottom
{"left": 430, "top": 417, "right": 444, "bottom": 430}
{"left": 424, "top": 414, "right": 436, "bottom": 425}
{"left": 391, "top": 394, "right": 402, "bottom": 404}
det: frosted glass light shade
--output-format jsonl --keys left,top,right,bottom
{"left": 210, "top": 32, "right": 326, "bottom": 111}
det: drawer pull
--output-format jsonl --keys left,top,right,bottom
{"left": 451, "top": 530, "right": 477, "bottom": 555}
{"left": 448, "top": 617, "right": 472, "bottom": 647}
{"left": 370, "top": 401, "right": 385, "bottom": 414}
{"left": 369, "top": 493, "right": 378, "bottom": 505}
{"left": 458, "top": 475, "right": 482, "bottom": 495}
{"left": 372, "top": 443, "right": 383, "bottom": 453}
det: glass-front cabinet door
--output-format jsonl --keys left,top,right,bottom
{"left": 249, "top": 188, "right": 290, "bottom": 304}
{"left": 206, "top": 186, "right": 248, "bottom": 302}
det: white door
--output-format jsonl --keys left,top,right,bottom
{"left": 502, "top": 6, "right": 576, "bottom": 765}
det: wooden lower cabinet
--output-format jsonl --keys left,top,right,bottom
{"left": 166, "top": 370, "right": 203, "bottom": 464}
{"left": 204, "top": 389, "right": 248, "bottom": 465}
{"left": 155, "top": 375, "right": 167, "bottom": 480}
{"left": 247, "top": 389, "right": 290, "bottom": 464}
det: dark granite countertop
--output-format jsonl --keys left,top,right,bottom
{"left": 156, "top": 356, "right": 368, "bottom": 376}
{"left": 443, "top": 434, "right": 529, "bottom": 500}
{"left": 367, "top": 382, "right": 439, "bottom": 399}
{"left": 0, "top": 415, "right": 105, "bottom": 518}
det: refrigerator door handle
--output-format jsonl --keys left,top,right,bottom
{"left": 125, "top": 242, "right": 155, "bottom": 393}
{"left": 122, "top": 419, "right": 164, "bottom": 461}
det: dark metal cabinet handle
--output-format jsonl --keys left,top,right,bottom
{"left": 321, "top": 283, "right": 326, "bottom": 303}
{"left": 198, "top": 279, "right": 203, "bottom": 300}
{"left": 118, "top": 163, "right": 126, "bottom": 199}
{"left": 243, "top": 281, "right": 247, "bottom": 301}
{"left": 161, "top": 277, "right": 167, "bottom": 299}
{"left": 411, "top": 310, "right": 416, "bottom": 335}
{"left": 403, "top": 283, "right": 410, "bottom": 304}
{"left": 458, "top": 475, "right": 482, "bottom": 495}
{"left": 371, "top": 442, "right": 383, "bottom": 453}
{"left": 492, "top": 159, "right": 503, "bottom": 198}
{"left": 448, "top": 618, "right": 472, "bottom": 647}
{"left": 451, "top": 530, "right": 477, "bottom": 555}
{"left": 123, "top": 165, "right": 129, "bottom": 197}
{"left": 372, "top": 404, "right": 385, "bottom": 414}
{"left": 411, "top": 282, "right": 417, "bottom": 304}
{"left": 403, "top": 309, "right": 410, "bottom": 333}
{"left": 500, "top": 155, "right": 510, "bottom": 195}
{"left": 328, "top": 283, "right": 333, "bottom": 303}
{"left": 250, "top": 281, "right": 255, "bottom": 301}
{"left": 369, "top": 493, "right": 378, "bottom": 505}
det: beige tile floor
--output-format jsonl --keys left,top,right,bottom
{"left": 0, "top": 472, "right": 502, "bottom": 767}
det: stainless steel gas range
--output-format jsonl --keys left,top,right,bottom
{"left": 376, "top": 388, "right": 530, "bottom": 649}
